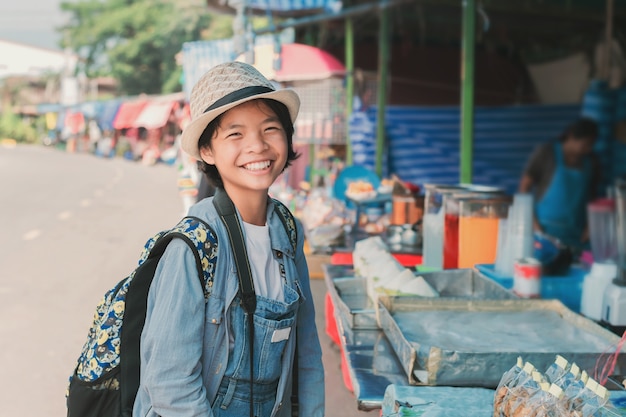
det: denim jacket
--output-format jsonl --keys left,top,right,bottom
{"left": 133, "top": 197, "right": 325, "bottom": 417}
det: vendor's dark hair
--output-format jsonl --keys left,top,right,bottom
{"left": 197, "top": 98, "right": 299, "bottom": 189}
{"left": 559, "top": 117, "right": 598, "bottom": 143}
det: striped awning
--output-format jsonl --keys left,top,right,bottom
{"left": 133, "top": 101, "right": 178, "bottom": 129}
{"left": 112, "top": 100, "right": 148, "bottom": 130}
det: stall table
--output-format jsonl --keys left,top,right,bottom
{"left": 324, "top": 263, "right": 626, "bottom": 414}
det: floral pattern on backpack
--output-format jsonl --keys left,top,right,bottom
{"left": 71, "top": 217, "right": 217, "bottom": 386}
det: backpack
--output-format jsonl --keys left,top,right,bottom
{"left": 67, "top": 199, "right": 297, "bottom": 417}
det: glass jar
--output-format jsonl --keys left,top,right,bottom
{"left": 442, "top": 186, "right": 505, "bottom": 269}
{"left": 422, "top": 184, "right": 466, "bottom": 269}
{"left": 458, "top": 196, "right": 511, "bottom": 269}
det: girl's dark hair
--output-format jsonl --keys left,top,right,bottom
{"left": 197, "top": 98, "right": 300, "bottom": 189}
{"left": 558, "top": 117, "right": 598, "bottom": 143}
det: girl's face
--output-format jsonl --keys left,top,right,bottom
{"left": 199, "top": 100, "right": 287, "bottom": 198}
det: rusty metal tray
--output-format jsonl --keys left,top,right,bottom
{"left": 323, "top": 265, "right": 516, "bottom": 330}
{"left": 377, "top": 298, "right": 626, "bottom": 387}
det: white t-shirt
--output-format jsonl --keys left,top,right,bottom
{"left": 242, "top": 222, "right": 284, "bottom": 302}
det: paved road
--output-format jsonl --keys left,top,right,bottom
{"left": 0, "top": 144, "right": 374, "bottom": 416}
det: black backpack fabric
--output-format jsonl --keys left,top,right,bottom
{"left": 67, "top": 200, "right": 297, "bottom": 417}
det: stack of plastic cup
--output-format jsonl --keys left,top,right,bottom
{"left": 495, "top": 193, "right": 534, "bottom": 277}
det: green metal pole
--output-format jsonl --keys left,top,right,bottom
{"left": 460, "top": 0, "right": 476, "bottom": 184}
{"left": 345, "top": 17, "right": 354, "bottom": 166}
{"left": 376, "top": 4, "right": 390, "bottom": 177}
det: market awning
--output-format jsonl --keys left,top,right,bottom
{"left": 64, "top": 111, "right": 85, "bottom": 135}
{"left": 97, "top": 99, "right": 123, "bottom": 131}
{"left": 132, "top": 100, "right": 177, "bottom": 129}
{"left": 239, "top": 43, "right": 345, "bottom": 82}
{"left": 112, "top": 100, "right": 149, "bottom": 130}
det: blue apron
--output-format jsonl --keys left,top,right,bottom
{"left": 211, "top": 284, "right": 299, "bottom": 417}
{"left": 535, "top": 143, "right": 591, "bottom": 249}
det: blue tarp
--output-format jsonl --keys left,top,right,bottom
{"left": 351, "top": 104, "right": 583, "bottom": 194}
{"left": 95, "top": 99, "right": 122, "bottom": 131}
{"left": 46, "top": 99, "right": 122, "bottom": 132}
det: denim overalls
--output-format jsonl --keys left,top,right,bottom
{"left": 212, "top": 283, "right": 300, "bottom": 416}
{"left": 133, "top": 197, "right": 325, "bottom": 417}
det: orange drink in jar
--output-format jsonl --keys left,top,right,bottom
{"left": 458, "top": 197, "right": 511, "bottom": 269}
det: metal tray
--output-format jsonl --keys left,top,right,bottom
{"left": 323, "top": 265, "right": 516, "bottom": 330}
{"left": 377, "top": 298, "right": 626, "bottom": 387}
{"left": 324, "top": 264, "right": 379, "bottom": 329}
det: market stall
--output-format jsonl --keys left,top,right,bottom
{"left": 323, "top": 248, "right": 626, "bottom": 415}
{"left": 316, "top": 177, "right": 626, "bottom": 416}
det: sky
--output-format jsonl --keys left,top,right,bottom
{"left": 0, "top": 2, "right": 69, "bottom": 51}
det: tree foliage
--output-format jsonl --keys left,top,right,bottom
{"left": 0, "top": 108, "right": 39, "bottom": 144}
{"left": 59, "top": 0, "right": 233, "bottom": 95}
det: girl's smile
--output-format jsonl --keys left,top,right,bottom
{"left": 242, "top": 160, "right": 272, "bottom": 171}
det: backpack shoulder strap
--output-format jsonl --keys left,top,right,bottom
{"left": 120, "top": 216, "right": 217, "bottom": 415}
{"left": 271, "top": 197, "right": 298, "bottom": 253}
{"left": 212, "top": 188, "right": 256, "bottom": 315}
{"left": 212, "top": 189, "right": 258, "bottom": 417}
{"left": 138, "top": 216, "right": 218, "bottom": 298}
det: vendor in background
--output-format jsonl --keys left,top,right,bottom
{"left": 518, "top": 117, "right": 602, "bottom": 251}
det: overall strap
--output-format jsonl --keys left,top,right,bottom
{"left": 212, "top": 188, "right": 255, "bottom": 417}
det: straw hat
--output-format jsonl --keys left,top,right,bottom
{"left": 181, "top": 61, "right": 300, "bottom": 160}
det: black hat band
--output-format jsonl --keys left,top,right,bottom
{"left": 203, "top": 86, "right": 274, "bottom": 114}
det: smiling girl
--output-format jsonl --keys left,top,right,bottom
{"left": 133, "top": 62, "right": 325, "bottom": 417}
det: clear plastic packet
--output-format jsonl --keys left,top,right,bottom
{"left": 527, "top": 383, "right": 570, "bottom": 417}
{"left": 561, "top": 369, "right": 590, "bottom": 413}
{"left": 520, "top": 380, "right": 551, "bottom": 416}
{"left": 495, "top": 361, "right": 536, "bottom": 417}
{"left": 554, "top": 362, "right": 581, "bottom": 391}
{"left": 580, "top": 383, "right": 610, "bottom": 417}
{"left": 508, "top": 369, "right": 545, "bottom": 416}
{"left": 567, "top": 377, "right": 602, "bottom": 415}
{"left": 564, "top": 369, "right": 589, "bottom": 400}
{"left": 493, "top": 357, "right": 524, "bottom": 417}
{"left": 545, "top": 354, "right": 570, "bottom": 384}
